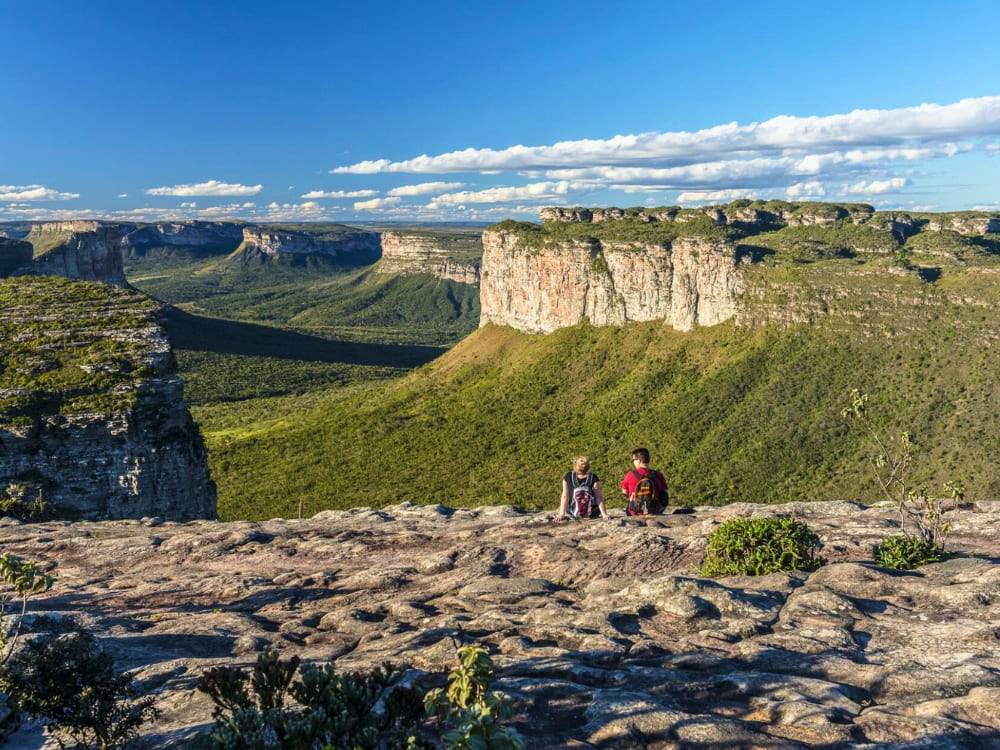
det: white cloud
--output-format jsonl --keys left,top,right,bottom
{"left": 333, "top": 97, "right": 1000, "bottom": 176}
{"left": 145, "top": 180, "right": 263, "bottom": 197}
{"left": 842, "top": 177, "right": 908, "bottom": 195}
{"left": 117, "top": 193, "right": 128, "bottom": 198}
{"left": 354, "top": 196, "right": 402, "bottom": 211}
{"left": 427, "top": 181, "right": 585, "bottom": 208}
{"left": 786, "top": 181, "right": 827, "bottom": 199}
{"left": 387, "top": 181, "right": 466, "bottom": 197}
{"left": 0, "top": 184, "right": 80, "bottom": 201}
{"left": 300, "top": 189, "right": 378, "bottom": 199}
{"left": 677, "top": 189, "right": 759, "bottom": 205}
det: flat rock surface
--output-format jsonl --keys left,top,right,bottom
{"left": 2, "top": 500, "right": 1000, "bottom": 749}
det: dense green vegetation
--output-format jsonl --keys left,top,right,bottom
{"left": 196, "top": 291, "right": 1000, "bottom": 519}
{"left": 0, "top": 277, "right": 163, "bottom": 420}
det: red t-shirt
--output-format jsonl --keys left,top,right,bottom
{"left": 620, "top": 467, "right": 667, "bottom": 499}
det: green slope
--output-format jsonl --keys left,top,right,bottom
{"left": 199, "top": 296, "right": 1000, "bottom": 520}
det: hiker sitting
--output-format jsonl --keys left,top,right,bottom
{"left": 554, "top": 456, "right": 610, "bottom": 522}
{"left": 620, "top": 447, "right": 669, "bottom": 515}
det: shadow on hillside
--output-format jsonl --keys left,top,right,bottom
{"left": 163, "top": 307, "right": 446, "bottom": 368}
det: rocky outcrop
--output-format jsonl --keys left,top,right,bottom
{"left": 229, "top": 225, "right": 381, "bottom": 266}
{"left": 18, "top": 222, "right": 127, "bottom": 286}
{"left": 120, "top": 221, "right": 244, "bottom": 255}
{"left": 378, "top": 231, "right": 480, "bottom": 284}
{"left": 485, "top": 203, "right": 1000, "bottom": 334}
{"left": 0, "top": 276, "right": 216, "bottom": 521}
{"left": 1, "top": 500, "right": 999, "bottom": 748}
{"left": 479, "top": 231, "right": 744, "bottom": 333}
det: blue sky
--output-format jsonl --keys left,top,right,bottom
{"left": 2, "top": 0, "right": 1000, "bottom": 224}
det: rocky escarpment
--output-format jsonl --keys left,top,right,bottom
{"left": 120, "top": 221, "right": 244, "bottom": 256}
{"left": 15, "top": 221, "right": 127, "bottom": 286}
{"left": 378, "top": 231, "right": 481, "bottom": 284}
{"left": 1, "top": 500, "right": 999, "bottom": 748}
{"left": 0, "top": 276, "right": 216, "bottom": 521}
{"left": 480, "top": 231, "right": 744, "bottom": 333}
{"left": 229, "top": 225, "right": 381, "bottom": 267}
{"left": 486, "top": 202, "right": 1000, "bottom": 334}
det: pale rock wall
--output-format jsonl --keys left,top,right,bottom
{"left": 121, "top": 221, "right": 244, "bottom": 252}
{"left": 20, "top": 224, "right": 127, "bottom": 286}
{"left": 479, "top": 230, "right": 744, "bottom": 333}
{"left": 231, "top": 226, "right": 381, "bottom": 266}
{"left": 378, "top": 231, "right": 480, "bottom": 284}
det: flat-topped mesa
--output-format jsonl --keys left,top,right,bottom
{"left": 480, "top": 230, "right": 742, "bottom": 333}
{"left": 19, "top": 222, "right": 128, "bottom": 286}
{"left": 0, "top": 276, "right": 217, "bottom": 521}
{"left": 484, "top": 201, "right": 1000, "bottom": 335}
{"left": 228, "top": 225, "right": 381, "bottom": 266}
{"left": 121, "top": 221, "right": 244, "bottom": 255}
{"left": 378, "top": 231, "right": 480, "bottom": 285}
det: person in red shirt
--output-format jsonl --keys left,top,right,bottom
{"left": 620, "top": 447, "right": 668, "bottom": 514}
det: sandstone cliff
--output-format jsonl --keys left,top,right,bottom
{"left": 0, "top": 276, "right": 216, "bottom": 521}
{"left": 17, "top": 222, "right": 127, "bottom": 286}
{"left": 479, "top": 230, "right": 744, "bottom": 333}
{"left": 229, "top": 225, "right": 381, "bottom": 267}
{"left": 486, "top": 202, "right": 1000, "bottom": 334}
{"left": 1, "top": 500, "right": 998, "bottom": 748}
{"left": 378, "top": 231, "right": 481, "bottom": 284}
{"left": 120, "top": 221, "right": 244, "bottom": 256}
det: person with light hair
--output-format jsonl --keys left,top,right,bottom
{"left": 554, "top": 455, "right": 611, "bottom": 522}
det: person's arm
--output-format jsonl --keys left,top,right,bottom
{"left": 594, "top": 480, "right": 611, "bottom": 520}
{"left": 553, "top": 478, "right": 570, "bottom": 522}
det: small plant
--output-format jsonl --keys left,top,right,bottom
{"left": 700, "top": 516, "right": 823, "bottom": 577}
{"left": 841, "top": 389, "right": 961, "bottom": 565}
{"left": 0, "top": 629, "right": 157, "bottom": 749}
{"left": 195, "top": 649, "right": 425, "bottom": 749}
{"left": 425, "top": 645, "right": 525, "bottom": 750}
{"left": 875, "top": 535, "right": 943, "bottom": 570}
{"left": 0, "top": 552, "right": 52, "bottom": 665}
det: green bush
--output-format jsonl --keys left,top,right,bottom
{"left": 425, "top": 645, "right": 525, "bottom": 750}
{"left": 700, "top": 516, "right": 823, "bottom": 577}
{"left": 0, "top": 629, "right": 157, "bottom": 749}
{"left": 195, "top": 650, "right": 425, "bottom": 750}
{"left": 875, "top": 535, "right": 943, "bottom": 570}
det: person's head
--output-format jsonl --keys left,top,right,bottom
{"left": 631, "top": 447, "right": 650, "bottom": 466}
{"left": 573, "top": 456, "right": 590, "bottom": 474}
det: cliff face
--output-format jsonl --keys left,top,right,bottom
{"left": 230, "top": 225, "right": 381, "bottom": 266}
{"left": 479, "top": 231, "right": 743, "bottom": 333}
{"left": 18, "top": 222, "right": 127, "bottom": 286}
{"left": 378, "top": 231, "right": 480, "bottom": 284}
{"left": 121, "top": 221, "right": 244, "bottom": 255}
{"left": 0, "top": 276, "right": 216, "bottom": 521}
{"left": 485, "top": 202, "right": 1000, "bottom": 334}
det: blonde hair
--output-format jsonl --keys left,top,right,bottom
{"left": 572, "top": 456, "right": 590, "bottom": 474}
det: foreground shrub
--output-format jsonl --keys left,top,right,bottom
{"left": 701, "top": 516, "right": 823, "bottom": 577}
{"left": 425, "top": 645, "right": 525, "bottom": 750}
{"left": 195, "top": 649, "right": 425, "bottom": 749}
{"left": 0, "top": 629, "right": 157, "bottom": 749}
{"left": 875, "top": 535, "right": 943, "bottom": 570}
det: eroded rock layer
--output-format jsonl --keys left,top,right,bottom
{"left": 378, "top": 231, "right": 481, "bottom": 284}
{"left": 2, "top": 500, "right": 998, "bottom": 748}
{"left": 0, "top": 276, "right": 216, "bottom": 521}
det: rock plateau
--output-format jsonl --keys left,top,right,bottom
{"left": 1, "top": 500, "right": 998, "bottom": 748}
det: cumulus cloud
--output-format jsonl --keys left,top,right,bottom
{"left": 0, "top": 184, "right": 80, "bottom": 201}
{"left": 334, "top": 97, "right": 1000, "bottom": 176}
{"left": 387, "top": 181, "right": 466, "bottom": 197}
{"left": 842, "top": 177, "right": 908, "bottom": 195}
{"left": 354, "top": 196, "right": 402, "bottom": 211}
{"left": 300, "top": 189, "right": 377, "bottom": 199}
{"left": 677, "top": 189, "right": 759, "bottom": 205}
{"left": 427, "top": 181, "right": 586, "bottom": 208}
{"left": 145, "top": 180, "right": 263, "bottom": 197}
{"left": 786, "top": 181, "right": 827, "bottom": 199}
